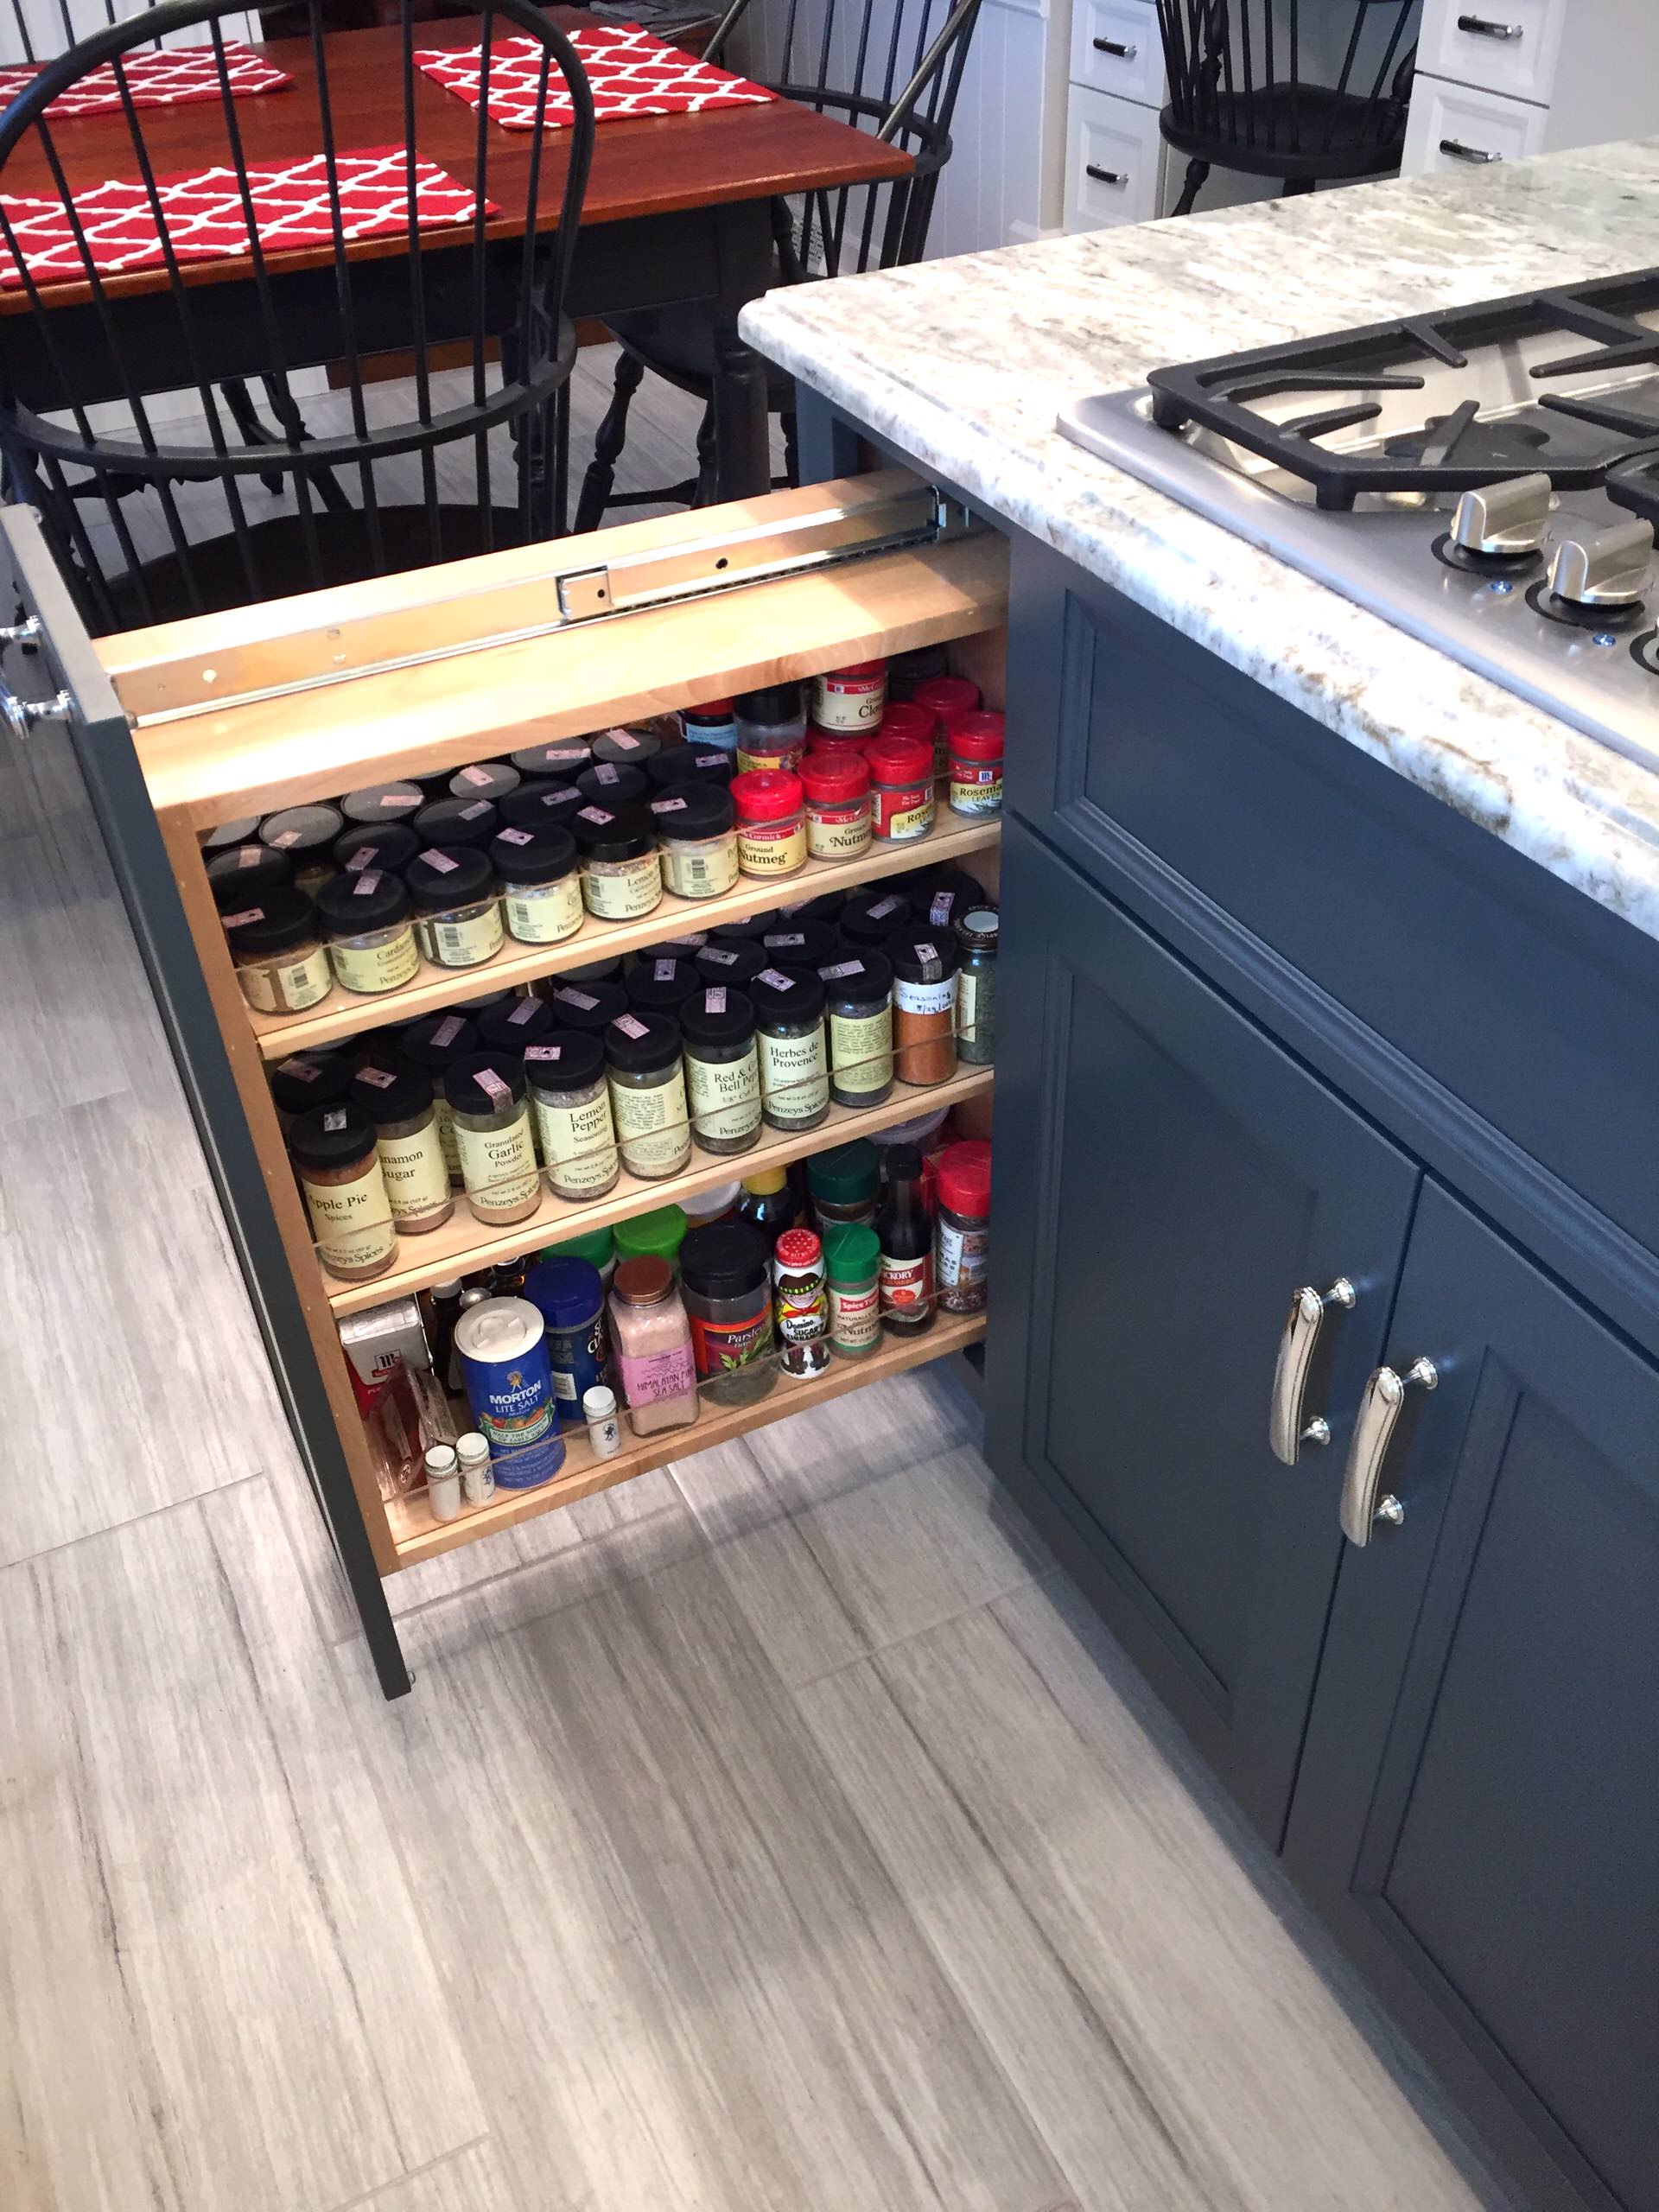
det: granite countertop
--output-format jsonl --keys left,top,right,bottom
{"left": 741, "top": 140, "right": 1659, "bottom": 944}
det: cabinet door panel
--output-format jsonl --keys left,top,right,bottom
{"left": 984, "top": 821, "right": 1419, "bottom": 1839}
{"left": 1289, "top": 1182, "right": 1659, "bottom": 2212}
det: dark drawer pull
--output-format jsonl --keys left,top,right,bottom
{"left": 1086, "top": 163, "right": 1129, "bottom": 185}
{"left": 1092, "top": 35, "right": 1138, "bottom": 57}
{"left": 1456, "top": 12, "right": 1523, "bottom": 36}
{"left": 1439, "top": 136, "right": 1502, "bottom": 162}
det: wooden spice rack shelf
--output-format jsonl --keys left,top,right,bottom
{"left": 246, "top": 810, "right": 1001, "bottom": 1059}
{"left": 325, "top": 1063, "right": 995, "bottom": 1314}
{"left": 386, "top": 1309, "right": 987, "bottom": 1566}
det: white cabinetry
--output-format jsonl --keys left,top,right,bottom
{"left": 1402, "top": 0, "right": 1659, "bottom": 174}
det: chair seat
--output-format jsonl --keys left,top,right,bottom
{"left": 605, "top": 302, "right": 794, "bottom": 409}
{"left": 1160, "top": 83, "right": 1407, "bottom": 180}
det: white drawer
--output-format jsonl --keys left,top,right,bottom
{"left": 1401, "top": 74, "right": 1549, "bottom": 174}
{"left": 1065, "top": 86, "right": 1165, "bottom": 231}
{"left": 1418, "top": 0, "right": 1563, "bottom": 105}
{"left": 1070, "top": 0, "right": 1164, "bottom": 106}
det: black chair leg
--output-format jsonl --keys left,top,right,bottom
{"left": 575, "top": 348, "right": 646, "bottom": 534}
{"left": 1172, "top": 156, "right": 1211, "bottom": 217}
{"left": 692, "top": 402, "right": 718, "bottom": 508}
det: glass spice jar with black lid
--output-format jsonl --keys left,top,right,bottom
{"left": 511, "top": 739, "right": 591, "bottom": 779}
{"left": 760, "top": 918, "right": 839, "bottom": 971}
{"left": 695, "top": 938, "right": 766, "bottom": 988}
{"left": 490, "top": 823, "right": 583, "bottom": 946}
{"left": 289, "top": 1101, "right": 396, "bottom": 1281}
{"left": 332, "top": 822, "right": 419, "bottom": 877}
{"left": 340, "top": 780, "right": 423, "bottom": 826}
{"left": 400, "top": 1008, "right": 480, "bottom": 1184}
{"left": 573, "top": 800, "right": 664, "bottom": 921}
{"left": 443, "top": 1050, "right": 542, "bottom": 1224}
{"left": 207, "top": 842, "right": 293, "bottom": 909}
{"left": 413, "top": 796, "right": 499, "bottom": 850}
{"left": 604, "top": 1010, "right": 691, "bottom": 1179}
{"left": 820, "top": 948, "right": 893, "bottom": 1108}
{"left": 954, "top": 903, "right": 999, "bottom": 1065}
{"left": 524, "top": 1030, "right": 620, "bottom": 1199}
{"left": 778, "top": 889, "right": 846, "bottom": 928}
{"left": 650, "top": 783, "right": 740, "bottom": 900}
{"left": 348, "top": 1060, "right": 454, "bottom": 1235}
{"left": 749, "top": 965, "right": 830, "bottom": 1133}
{"left": 315, "top": 867, "right": 421, "bottom": 996}
{"left": 841, "top": 885, "right": 914, "bottom": 948}
{"left": 679, "top": 984, "right": 762, "bottom": 1155}
{"left": 222, "top": 889, "right": 333, "bottom": 1014}
{"left": 478, "top": 993, "right": 556, "bottom": 1056}
{"left": 545, "top": 976, "right": 628, "bottom": 1034}
{"left": 647, "top": 746, "right": 734, "bottom": 792}
{"left": 889, "top": 932, "right": 961, "bottom": 1087}
{"left": 679, "top": 1218, "right": 777, "bottom": 1408}
{"left": 577, "top": 760, "right": 651, "bottom": 808}
{"left": 258, "top": 804, "right": 344, "bottom": 893}
{"left": 406, "top": 844, "right": 505, "bottom": 969}
{"left": 593, "top": 725, "right": 663, "bottom": 769}
{"left": 915, "top": 867, "right": 985, "bottom": 933}
{"left": 498, "top": 782, "right": 585, "bottom": 836}
{"left": 269, "top": 1047, "right": 355, "bottom": 1130}
{"left": 625, "top": 954, "right": 702, "bottom": 1017}
{"left": 448, "top": 760, "right": 520, "bottom": 803}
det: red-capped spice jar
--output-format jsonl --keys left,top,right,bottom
{"left": 803, "top": 726, "right": 873, "bottom": 766}
{"left": 865, "top": 731, "right": 936, "bottom": 845}
{"left": 730, "top": 767, "right": 808, "bottom": 879}
{"left": 874, "top": 701, "right": 934, "bottom": 753}
{"left": 911, "top": 674, "right": 982, "bottom": 774}
{"left": 799, "top": 748, "right": 873, "bottom": 861}
{"left": 811, "top": 658, "right": 887, "bottom": 735}
{"left": 947, "top": 709, "right": 1005, "bottom": 818}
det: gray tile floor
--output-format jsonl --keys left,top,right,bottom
{"left": 0, "top": 354, "right": 1518, "bottom": 2211}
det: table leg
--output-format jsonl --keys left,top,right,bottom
{"left": 710, "top": 200, "right": 777, "bottom": 504}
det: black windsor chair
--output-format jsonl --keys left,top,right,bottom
{"left": 573, "top": 0, "right": 981, "bottom": 531}
{"left": 1155, "top": 0, "right": 1418, "bottom": 215}
{"left": 0, "top": 0, "right": 594, "bottom": 628}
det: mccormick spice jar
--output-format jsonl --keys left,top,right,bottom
{"left": 679, "top": 1219, "right": 777, "bottom": 1408}
{"left": 955, "top": 904, "right": 999, "bottom": 1065}
{"left": 808, "top": 1139, "right": 880, "bottom": 1233}
{"left": 259, "top": 804, "right": 344, "bottom": 892}
{"left": 315, "top": 868, "right": 421, "bottom": 995}
{"left": 414, "top": 796, "right": 500, "bottom": 851}
{"left": 400, "top": 1010, "right": 478, "bottom": 1185}
{"left": 490, "top": 824, "right": 584, "bottom": 945}
{"left": 731, "top": 768, "right": 808, "bottom": 880}
{"left": 749, "top": 965, "right": 830, "bottom": 1133}
{"left": 650, "top": 784, "right": 740, "bottom": 899}
{"left": 207, "top": 842, "right": 292, "bottom": 909}
{"left": 935, "top": 1139, "right": 992, "bottom": 1313}
{"left": 865, "top": 732, "right": 936, "bottom": 844}
{"left": 679, "top": 984, "right": 762, "bottom": 1156}
{"left": 948, "top": 711, "right": 1005, "bottom": 818}
{"left": 812, "top": 658, "right": 887, "bottom": 735}
{"left": 820, "top": 950, "right": 893, "bottom": 1108}
{"left": 605, "top": 1011, "right": 691, "bottom": 1179}
{"left": 573, "top": 801, "right": 664, "bottom": 920}
{"left": 340, "top": 780, "right": 423, "bottom": 825}
{"left": 406, "top": 846, "right": 505, "bottom": 970}
{"left": 890, "top": 933, "right": 961, "bottom": 1087}
{"left": 349, "top": 1061, "right": 454, "bottom": 1234}
{"left": 800, "top": 749, "right": 874, "bottom": 861}
{"left": 824, "top": 1224, "right": 881, "bottom": 1359}
{"left": 221, "top": 890, "right": 332, "bottom": 1014}
{"left": 773, "top": 1227, "right": 830, "bottom": 1379}
{"left": 609, "top": 1256, "right": 700, "bottom": 1436}
{"left": 499, "top": 783, "right": 585, "bottom": 836}
{"left": 910, "top": 674, "right": 982, "bottom": 776}
{"left": 444, "top": 1052, "right": 543, "bottom": 1225}
{"left": 734, "top": 683, "right": 806, "bottom": 772}
{"left": 334, "top": 822, "right": 420, "bottom": 877}
{"left": 874, "top": 700, "right": 935, "bottom": 753}
{"left": 289, "top": 1103, "right": 397, "bottom": 1281}
{"left": 524, "top": 1033, "right": 621, "bottom": 1199}
{"left": 448, "top": 760, "right": 521, "bottom": 803}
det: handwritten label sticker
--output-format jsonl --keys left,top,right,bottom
{"left": 221, "top": 906, "right": 264, "bottom": 928}
{"left": 473, "top": 1065, "right": 512, "bottom": 1103}
{"left": 820, "top": 959, "right": 864, "bottom": 981}
{"left": 693, "top": 753, "right": 728, "bottom": 768}
{"left": 556, "top": 988, "right": 598, "bottom": 1011}
{"left": 508, "top": 999, "right": 540, "bottom": 1027}
{"left": 524, "top": 1045, "right": 563, "bottom": 1064}
{"left": 613, "top": 1013, "right": 649, "bottom": 1040}
{"left": 576, "top": 805, "right": 613, "bottom": 827}
{"left": 868, "top": 894, "right": 902, "bottom": 919}
{"left": 705, "top": 986, "right": 728, "bottom": 1014}
{"left": 460, "top": 800, "right": 492, "bottom": 821}
{"left": 358, "top": 1065, "right": 397, "bottom": 1090}
{"left": 929, "top": 892, "right": 956, "bottom": 925}
{"left": 380, "top": 790, "right": 415, "bottom": 809}
{"left": 353, "top": 869, "right": 382, "bottom": 896}
{"left": 458, "top": 765, "right": 493, "bottom": 789}
{"left": 593, "top": 763, "right": 620, "bottom": 785}
{"left": 701, "top": 946, "right": 738, "bottom": 966}
{"left": 764, "top": 931, "right": 804, "bottom": 950}
{"left": 651, "top": 797, "right": 687, "bottom": 814}
{"left": 607, "top": 728, "right": 642, "bottom": 753}
{"left": 418, "top": 848, "right": 458, "bottom": 874}
{"left": 431, "top": 1014, "right": 464, "bottom": 1047}
{"left": 269, "top": 829, "right": 301, "bottom": 849}
{"left": 758, "top": 967, "right": 795, "bottom": 991}
{"left": 344, "top": 845, "right": 377, "bottom": 873}
{"left": 278, "top": 1057, "right": 320, "bottom": 1082}
{"left": 653, "top": 958, "right": 677, "bottom": 982}
{"left": 497, "top": 827, "right": 534, "bottom": 847}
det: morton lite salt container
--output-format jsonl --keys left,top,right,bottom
{"left": 452, "top": 1297, "right": 566, "bottom": 1490}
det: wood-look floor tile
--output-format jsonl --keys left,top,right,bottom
{"left": 0, "top": 831, "right": 133, "bottom": 1122}
{"left": 671, "top": 1370, "right": 1048, "bottom": 1686}
{"left": 0, "top": 1478, "right": 482, "bottom": 2212}
{"left": 335, "top": 2140, "right": 517, "bottom": 2212}
{"left": 800, "top": 1576, "right": 1508, "bottom": 2212}
{"left": 345, "top": 1546, "right": 1067, "bottom": 2212}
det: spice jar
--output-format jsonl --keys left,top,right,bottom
{"left": 400, "top": 1010, "right": 478, "bottom": 1185}
{"left": 650, "top": 784, "right": 740, "bottom": 899}
{"left": 456, "top": 1431, "right": 494, "bottom": 1505}
{"left": 779, "top": 888, "right": 845, "bottom": 927}
{"left": 490, "top": 824, "right": 584, "bottom": 946}
{"left": 478, "top": 993, "right": 555, "bottom": 1056}
{"left": 583, "top": 1385, "right": 622, "bottom": 1459}
{"left": 824, "top": 1224, "right": 881, "bottom": 1359}
{"left": 414, "top": 796, "right": 499, "bottom": 850}
{"left": 207, "top": 842, "right": 292, "bottom": 909}
{"left": 407, "top": 846, "right": 505, "bottom": 970}
{"left": 955, "top": 903, "right": 999, "bottom": 1065}
{"left": 204, "top": 816, "right": 259, "bottom": 852}
{"left": 423, "top": 1443, "right": 462, "bottom": 1522}
{"left": 259, "top": 804, "right": 345, "bottom": 892}
{"left": 577, "top": 760, "right": 651, "bottom": 808}
{"left": 890, "top": 933, "right": 960, "bottom": 1087}
{"left": 680, "top": 1219, "right": 777, "bottom": 1408}
{"left": 812, "top": 658, "right": 887, "bottom": 735}
{"left": 648, "top": 746, "right": 734, "bottom": 793}
{"left": 541, "top": 1222, "right": 616, "bottom": 1294}
{"left": 614, "top": 1204, "right": 688, "bottom": 1270}
{"left": 820, "top": 950, "right": 893, "bottom": 1108}
{"left": 947, "top": 711, "right": 1005, "bottom": 818}
{"left": 840, "top": 887, "right": 913, "bottom": 948}
{"left": 696, "top": 938, "right": 766, "bottom": 988}
{"left": 887, "top": 642, "right": 950, "bottom": 698}
{"left": 499, "top": 783, "right": 584, "bottom": 836}
{"left": 608, "top": 1256, "right": 700, "bottom": 1436}
{"left": 935, "top": 1139, "right": 992, "bottom": 1313}
{"left": 918, "top": 868, "right": 984, "bottom": 932}
{"left": 911, "top": 673, "right": 982, "bottom": 775}
{"left": 574, "top": 801, "right": 664, "bottom": 921}
{"left": 448, "top": 760, "right": 521, "bottom": 802}
{"left": 760, "top": 918, "right": 838, "bottom": 971}
{"left": 512, "top": 740, "right": 591, "bottom": 779}
{"left": 605, "top": 1011, "right": 691, "bottom": 1179}
{"left": 341, "top": 780, "right": 423, "bottom": 825}
{"left": 270, "top": 1048, "right": 354, "bottom": 1131}
{"left": 444, "top": 1052, "right": 543, "bottom": 1224}
{"left": 524, "top": 1032, "right": 621, "bottom": 1199}
{"left": 592, "top": 726, "right": 662, "bottom": 769}
{"left": 349, "top": 1061, "right": 454, "bottom": 1234}
{"left": 866, "top": 732, "right": 937, "bottom": 844}
{"left": 800, "top": 749, "right": 873, "bottom": 861}
{"left": 773, "top": 1227, "right": 831, "bottom": 1378}
{"left": 734, "top": 683, "right": 806, "bottom": 772}
{"left": 524, "top": 1255, "right": 609, "bottom": 1427}
{"left": 315, "top": 868, "right": 421, "bottom": 996}
{"left": 678, "top": 984, "right": 762, "bottom": 1155}
{"left": 333, "top": 823, "right": 419, "bottom": 878}
{"left": 625, "top": 955, "right": 702, "bottom": 1017}
{"left": 808, "top": 1139, "right": 880, "bottom": 1234}
{"left": 749, "top": 965, "right": 830, "bottom": 1133}
{"left": 289, "top": 1103, "right": 396, "bottom": 1281}
{"left": 731, "top": 769, "right": 807, "bottom": 880}
{"left": 222, "top": 890, "right": 332, "bottom": 1014}
{"left": 546, "top": 977, "right": 628, "bottom": 1034}
{"left": 681, "top": 698, "right": 738, "bottom": 753}
{"left": 873, "top": 700, "right": 935, "bottom": 753}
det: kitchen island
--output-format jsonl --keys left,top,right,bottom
{"left": 743, "top": 143, "right": 1659, "bottom": 2212}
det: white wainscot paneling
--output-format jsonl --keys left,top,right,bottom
{"left": 927, "top": 0, "right": 1055, "bottom": 256}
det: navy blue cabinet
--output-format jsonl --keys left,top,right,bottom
{"left": 985, "top": 819, "right": 1419, "bottom": 1843}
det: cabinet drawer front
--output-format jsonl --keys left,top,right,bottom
{"left": 1069, "top": 0, "right": 1164, "bottom": 105}
{"left": 1418, "top": 0, "right": 1562, "bottom": 105}
{"left": 1065, "top": 86, "right": 1165, "bottom": 230}
{"left": 1402, "top": 74, "right": 1548, "bottom": 174}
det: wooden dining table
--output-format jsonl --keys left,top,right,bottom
{"left": 0, "top": 7, "right": 914, "bottom": 500}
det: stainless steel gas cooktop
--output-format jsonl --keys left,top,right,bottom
{"left": 1057, "top": 270, "right": 1659, "bottom": 774}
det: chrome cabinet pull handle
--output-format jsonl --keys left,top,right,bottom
{"left": 1341, "top": 1357, "right": 1437, "bottom": 1544}
{"left": 1268, "top": 1278, "right": 1355, "bottom": 1465}
{"left": 1456, "top": 13, "right": 1522, "bottom": 36}
{"left": 1092, "top": 35, "right": 1138, "bottom": 56}
{"left": 1085, "top": 163, "right": 1129, "bottom": 186}
{"left": 0, "top": 681, "right": 69, "bottom": 739}
{"left": 1440, "top": 137, "right": 1502, "bottom": 162}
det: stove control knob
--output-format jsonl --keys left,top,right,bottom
{"left": 1451, "top": 473, "right": 1551, "bottom": 558}
{"left": 1548, "top": 518, "right": 1654, "bottom": 609}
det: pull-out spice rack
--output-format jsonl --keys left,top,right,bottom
{"left": 6, "top": 469, "right": 1007, "bottom": 1694}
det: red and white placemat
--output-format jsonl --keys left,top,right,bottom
{"left": 0, "top": 147, "right": 496, "bottom": 290}
{"left": 0, "top": 42, "right": 293, "bottom": 121}
{"left": 415, "top": 22, "right": 774, "bottom": 131}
